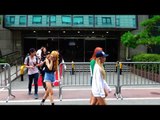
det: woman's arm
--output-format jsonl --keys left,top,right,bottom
{"left": 36, "top": 60, "right": 45, "bottom": 67}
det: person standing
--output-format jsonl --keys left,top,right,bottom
{"left": 91, "top": 50, "right": 109, "bottom": 105}
{"left": 40, "top": 50, "right": 59, "bottom": 105}
{"left": 36, "top": 46, "right": 44, "bottom": 60}
{"left": 24, "top": 48, "right": 39, "bottom": 99}
{"left": 90, "top": 47, "right": 103, "bottom": 85}
{"left": 89, "top": 47, "right": 111, "bottom": 105}
{"left": 39, "top": 47, "right": 48, "bottom": 91}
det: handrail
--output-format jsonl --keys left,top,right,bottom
{"left": 1, "top": 51, "right": 20, "bottom": 58}
{"left": 0, "top": 51, "right": 21, "bottom": 65}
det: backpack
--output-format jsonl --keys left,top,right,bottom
{"left": 26, "top": 56, "right": 39, "bottom": 66}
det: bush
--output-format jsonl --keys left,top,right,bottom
{"left": 132, "top": 53, "right": 160, "bottom": 73}
{"left": 0, "top": 58, "right": 6, "bottom": 63}
{"left": 132, "top": 53, "right": 160, "bottom": 62}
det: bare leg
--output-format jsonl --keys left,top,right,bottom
{"left": 96, "top": 97, "right": 106, "bottom": 105}
{"left": 46, "top": 82, "right": 54, "bottom": 105}
{"left": 42, "top": 88, "right": 49, "bottom": 100}
{"left": 90, "top": 92, "right": 97, "bottom": 105}
{"left": 40, "top": 81, "right": 50, "bottom": 105}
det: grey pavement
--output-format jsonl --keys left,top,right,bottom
{"left": 1, "top": 99, "right": 160, "bottom": 105}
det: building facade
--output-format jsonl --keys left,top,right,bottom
{"left": 0, "top": 15, "right": 148, "bottom": 62}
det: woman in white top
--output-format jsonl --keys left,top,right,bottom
{"left": 36, "top": 46, "right": 44, "bottom": 60}
{"left": 91, "top": 51, "right": 109, "bottom": 105}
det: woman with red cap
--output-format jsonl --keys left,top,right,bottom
{"left": 90, "top": 48, "right": 111, "bottom": 105}
{"left": 91, "top": 50, "right": 109, "bottom": 105}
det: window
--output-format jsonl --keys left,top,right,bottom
{"left": 32, "top": 16, "right": 42, "bottom": 24}
{"left": 95, "top": 17, "right": 98, "bottom": 25}
{"left": 19, "top": 16, "right": 26, "bottom": 25}
{"left": 116, "top": 18, "right": 120, "bottom": 26}
{"left": 73, "top": 16, "right": 83, "bottom": 25}
{"left": 62, "top": 16, "right": 71, "bottom": 24}
{"left": 132, "top": 18, "right": 136, "bottom": 27}
{"left": 10, "top": 16, "right": 15, "bottom": 24}
{"left": 46, "top": 16, "right": 49, "bottom": 24}
{"left": 102, "top": 17, "right": 112, "bottom": 25}
{"left": 50, "top": 15, "right": 56, "bottom": 23}
{"left": 89, "top": 16, "right": 93, "bottom": 25}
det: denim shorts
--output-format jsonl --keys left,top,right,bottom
{"left": 44, "top": 72, "right": 55, "bottom": 83}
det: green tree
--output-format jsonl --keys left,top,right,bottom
{"left": 121, "top": 15, "right": 160, "bottom": 59}
{"left": 120, "top": 31, "right": 138, "bottom": 60}
{"left": 138, "top": 15, "right": 160, "bottom": 52}
{"left": 121, "top": 31, "right": 138, "bottom": 49}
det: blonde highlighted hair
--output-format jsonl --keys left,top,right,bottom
{"left": 96, "top": 57, "right": 106, "bottom": 79}
{"left": 51, "top": 50, "right": 59, "bottom": 71}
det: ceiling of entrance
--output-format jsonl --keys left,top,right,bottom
{"left": 22, "top": 29, "right": 122, "bottom": 40}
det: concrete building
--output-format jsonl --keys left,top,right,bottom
{"left": 0, "top": 15, "right": 148, "bottom": 62}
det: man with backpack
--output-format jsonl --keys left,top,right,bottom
{"left": 24, "top": 48, "right": 41, "bottom": 99}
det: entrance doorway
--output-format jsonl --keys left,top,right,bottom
{"left": 37, "top": 38, "right": 58, "bottom": 52}
{"left": 23, "top": 37, "right": 37, "bottom": 56}
{"left": 23, "top": 37, "right": 119, "bottom": 62}
{"left": 105, "top": 38, "right": 119, "bottom": 62}
{"left": 85, "top": 39, "right": 106, "bottom": 62}
{"left": 23, "top": 37, "right": 58, "bottom": 56}
{"left": 59, "top": 38, "right": 84, "bottom": 62}
{"left": 22, "top": 30, "right": 119, "bottom": 62}
{"left": 85, "top": 38, "right": 119, "bottom": 62}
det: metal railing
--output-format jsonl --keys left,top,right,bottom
{"left": 117, "top": 62, "right": 160, "bottom": 99}
{"left": 0, "top": 56, "right": 25, "bottom": 102}
{"left": 0, "top": 51, "right": 20, "bottom": 66}
{"left": 1, "top": 61, "right": 159, "bottom": 102}
{"left": 0, "top": 63, "right": 15, "bottom": 102}
{"left": 59, "top": 62, "right": 119, "bottom": 101}
{"left": 9, "top": 56, "right": 26, "bottom": 81}
{"left": 58, "top": 62, "right": 160, "bottom": 101}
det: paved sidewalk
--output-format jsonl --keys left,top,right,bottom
{"left": 1, "top": 72, "right": 160, "bottom": 105}
{"left": 1, "top": 87, "right": 160, "bottom": 105}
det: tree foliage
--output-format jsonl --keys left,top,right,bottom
{"left": 121, "top": 15, "right": 160, "bottom": 49}
{"left": 120, "top": 31, "right": 138, "bottom": 48}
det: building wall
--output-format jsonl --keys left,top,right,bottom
{"left": 12, "top": 31, "right": 22, "bottom": 55}
{"left": 4, "top": 15, "right": 137, "bottom": 29}
{"left": 119, "top": 41, "right": 126, "bottom": 61}
{"left": 0, "top": 15, "right": 13, "bottom": 55}
{"left": 130, "top": 15, "right": 148, "bottom": 58}
{"left": 1, "top": 15, "right": 150, "bottom": 61}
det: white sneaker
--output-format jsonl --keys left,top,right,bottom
{"left": 40, "top": 102, "right": 44, "bottom": 105}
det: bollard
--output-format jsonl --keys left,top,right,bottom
{"left": 119, "top": 62, "right": 122, "bottom": 75}
{"left": 71, "top": 61, "right": 75, "bottom": 75}
{"left": 20, "top": 65, "right": 25, "bottom": 81}
{"left": 115, "top": 61, "right": 119, "bottom": 73}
